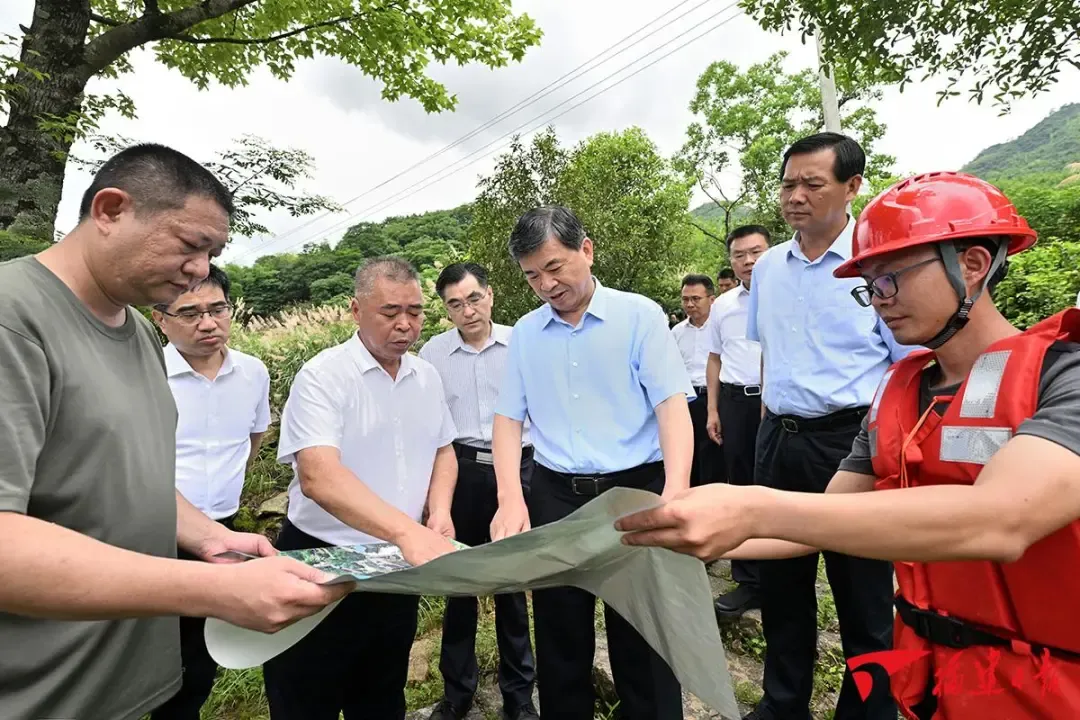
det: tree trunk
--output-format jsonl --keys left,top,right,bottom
{"left": 0, "top": 0, "right": 92, "bottom": 236}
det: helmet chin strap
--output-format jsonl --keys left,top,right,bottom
{"left": 923, "top": 240, "right": 1009, "bottom": 350}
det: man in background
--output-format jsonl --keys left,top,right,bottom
{"left": 672, "top": 274, "right": 725, "bottom": 486}
{"left": 715, "top": 267, "right": 737, "bottom": 296}
{"left": 705, "top": 225, "right": 769, "bottom": 623}
{"left": 150, "top": 264, "right": 272, "bottom": 720}
{"left": 420, "top": 262, "right": 539, "bottom": 720}
{"left": 263, "top": 257, "right": 460, "bottom": 720}
{"left": 490, "top": 205, "right": 694, "bottom": 719}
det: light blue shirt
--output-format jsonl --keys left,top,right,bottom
{"left": 746, "top": 215, "right": 919, "bottom": 418}
{"left": 495, "top": 279, "right": 696, "bottom": 474}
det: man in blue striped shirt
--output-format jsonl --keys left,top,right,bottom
{"left": 490, "top": 206, "right": 696, "bottom": 719}
{"left": 419, "top": 262, "right": 538, "bottom": 720}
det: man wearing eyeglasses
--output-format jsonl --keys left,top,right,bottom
{"left": 150, "top": 263, "right": 271, "bottom": 720}
{"left": 671, "top": 274, "right": 724, "bottom": 488}
{"left": 418, "top": 262, "right": 539, "bottom": 720}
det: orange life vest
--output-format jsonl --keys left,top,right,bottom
{"left": 866, "top": 308, "right": 1080, "bottom": 720}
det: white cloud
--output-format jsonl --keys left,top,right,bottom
{"left": 2, "top": 0, "right": 1076, "bottom": 267}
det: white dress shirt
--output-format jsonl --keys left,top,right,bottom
{"left": 707, "top": 284, "right": 762, "bottom": 386}
{"left": 670, "top": 316, "right": 711, "bottom": 387}
{"left": 165, "top": 344, "right": 271, "bottom": 520}
{"left": 277, "top": 332, "right": 457, "bottom": 546}
{"left": 418, "top": 322, "right": 531, "bottom": 449}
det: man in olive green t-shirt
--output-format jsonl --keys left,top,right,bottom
{"left": 0, "top": 144, "right": 352, "bottom": 720}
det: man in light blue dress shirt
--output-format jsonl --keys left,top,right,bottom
{"left": 490, "top": 206, "right": 696, "bottom": 720}
{"left": 741, "top": 133, "right": 916, "bottom": 720}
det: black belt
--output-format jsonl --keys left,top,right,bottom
{"left": 692, "top": 385, "right": 708, "bottom": 396}
{"left": 452, "top": 442, "right": 533, "bottom": 466}
{"left": 771, "top": 406, "right": 868, "bottom": 433}
{"left": 538, "top": 460, "right": 663, "bottom": 497}
{"left": 896, "top": 596, "right": 1080, "bottom": 660}
{"left": 720, "top": 382, "right": 761, "bottom": 398}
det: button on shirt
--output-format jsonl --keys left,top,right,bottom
{"left": 746, "top": 215, "right": 919, "bottom": 418}
{"left": 495, "top": 279, "right": 696, "bottom": 475}
{"left": 418, "top": 323, "right": 531, "bottom": 449}
{"left": 707, "top": 284, "right": 762, "bottom": 386}
{"left": 670, "top": 317, "right": 711, "bottom": 386}
{"left": 165, "top": 344, "right": 271, "bottom": 520}
{"left": 277, "top": 333, "right": 457, "bottom": 546}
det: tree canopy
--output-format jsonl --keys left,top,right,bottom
{"left": 0, "top": 0, "right": 543, "bottom": 234}
{"left": 739, "top": 0, "right": 1080, "bottom": 111}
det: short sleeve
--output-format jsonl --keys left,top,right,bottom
{"left": 253, "top": 362, "right": 271, "bottom": 433}
{"left": 707, "top": 300, "right": 725, "bottom": 355}
{"left": 637, "top": 303, "right": 696, "bottom": 408}
{"left": 277, "top": 363, "right": 346, "bottom": 466}
{"left": 746, "top": 263, "right": 762, "bottom": 342}
{"left": 837, "top": 412, "right": 875, "bottom": 476}
{"left": 494, "top": 324, "right": 528, "bottom": 422}
{"left": 433, "top": 377, "right": 458, "bottom": 447}
{"left": 0, "top": 325, "right": 49, "bottom": 513}
{"left": 1016, "top": 348, "right": 1080, "bottom": 457}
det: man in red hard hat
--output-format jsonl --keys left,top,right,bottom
{"left": 615, "top": 172, "right": 1080, "bottom": 719}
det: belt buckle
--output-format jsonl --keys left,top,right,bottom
{"left": 474, "top": 450, "right": 494, "bottom": 465}
{"left": 911, "top": 607, "right": 970, "bottom": 649}
{"left": 743, "top": 384, "right": 761, "bottom": 397}
{"left": 780, "top": 417, "right": 799, "bottom": 433}
{"left": 570, "top": 476, "right": 600, "bottom": 496}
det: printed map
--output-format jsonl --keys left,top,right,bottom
{"left": 281, "top": 540, "right": 468, "bottom": 580}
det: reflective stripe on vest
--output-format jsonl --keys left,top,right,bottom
{"left": 958, "top": 349, "right": 1010, "bottom": 418}
{"left": 939, "top": 426, "right": 1012, "bottom": 464}
{"left": 869, "top": 369, "right": 894, "bottom": 424}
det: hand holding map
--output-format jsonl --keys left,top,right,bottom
{"left": 204, "top": 487, "right": 741, "bottom": 720}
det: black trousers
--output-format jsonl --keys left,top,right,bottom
{"left": 150, "top": 514, "right": 236, "bottom": 720}
{"left": 439, "top": 445, "right": 536, "bottom": 711}
{"left": 528, "top": 462, "right": 683, "bottom": 720}
{"left": 718, "top": 382, "right": 761, "bottom": 589}
{"left": 754, "top": 408, "right": 896, "bottom": 720}
{"left": 689, "top": 388, "right": 725, "bottom": 486}
{"left": 262, "top": 521, "right": 420, "bottom": 720}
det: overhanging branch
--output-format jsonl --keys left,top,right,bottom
{"left": 169, "top": 13, "right": 362, "bottom": 45}
{"left": 89, "top": 13, "right": 123, "bottom": 27}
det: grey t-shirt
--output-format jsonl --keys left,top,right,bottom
{"left": 840, "top": 342, "right": 1080, "bottom": 475}
{"left": 0, "top": 257, "right": 181, "bottom": 720}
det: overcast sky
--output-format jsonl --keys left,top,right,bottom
{"left": 3, "top": 0, "right": 1076, "bottom": 266}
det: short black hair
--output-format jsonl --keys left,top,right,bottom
{"left": 509, "top": 205, "right": 586, "bottom": 261}
{"left": 78, "top": 143, "right": 235, "bottom": 222}
{"left": 717, "top": 267, "right": 735, "bottom": 281}
{"left": 780, "top": 132, "right": 865, "bottom": 183}
{"left": 726, "top": 224, "right": 771, "bottom": 253}
{"left": 153, "top": 263, "right": 230, "bottom": 311}
{"left": 435, "top": 262, "right": 489, "bottom": 299}
{"left": 681, "top": 274, "right": 715, "bottom": 294}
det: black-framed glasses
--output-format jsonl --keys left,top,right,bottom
{"left": 851, "top": 258, "right": 939, "bottom": 307}
{"left": 158, "top": 304, "right": 233, "bottom": 325}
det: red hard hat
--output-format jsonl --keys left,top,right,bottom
{"left": 833, "top": 171, "right": 1037, "bottom": 279}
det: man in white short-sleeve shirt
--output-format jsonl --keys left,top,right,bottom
{"left": 671, "top": 273, "right": 725, "bottom": 487}
{"left": 150, "top": 264, "right": 272, "bottom": 720}
{"left": 704, "top": 226, "right": 769, "bottom": 624}
{"left": 262, "top": 257, "right": 459, "bottom": 720}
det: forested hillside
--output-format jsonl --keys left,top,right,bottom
{"left": 962, "top": 103, "right": 1080, "bottom": 183}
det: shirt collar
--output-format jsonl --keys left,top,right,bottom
{"left": 540, "top": 277, "right": 607, "bottom": 328}
{"left": 347, "top": 332, "right": 417, "bottom": 379}
{"left": 787, "top": 214, "right": 855, "bottom": 263}
{"left": 449, "top": 322, "right": 512, "bottom": 354}
{"left": 163, "top": 342, "right": 235, "bottom": 379}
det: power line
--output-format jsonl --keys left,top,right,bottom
{"left": 237, "top": 5, "right": 744, "bottom": 262}
{"left": 229, "top": 0, "right": 730, "bottom": 262}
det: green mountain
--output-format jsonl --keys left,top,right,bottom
{"left": 961, "top": 103, "right": 1080, "bottom": 183}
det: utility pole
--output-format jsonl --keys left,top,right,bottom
{"left": 816, "top": 33, "right": 842, "bottom": 133}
